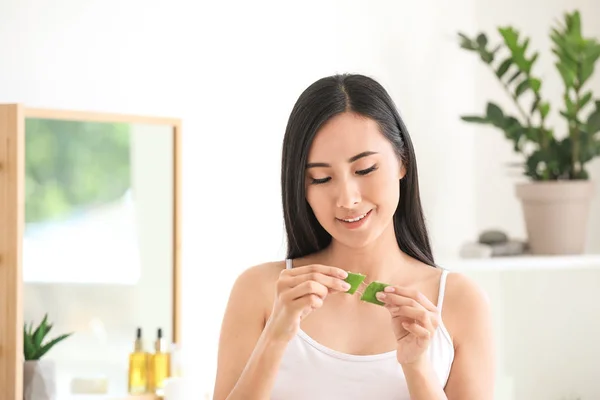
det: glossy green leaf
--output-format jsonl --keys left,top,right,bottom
{"left": 496, "top": 57, "right": 513, "bottom": 79}
{"left": 515, "top": 79, "right": 530, "bottom": 97}
{"left": 360, "top": 282, "right": 390, "bottom": 306}
{"left": 486, "top": 102, "right": 504, "bottom": 126}
{"left": 344, "top": 272, "right": 366, "bottom": 295}
{"left": 529, "top": 78, "right": 541, "bottom": 92}
{"left": 539, "top": 102, "right": 551, "bottom": 119}
{"left": 461, "top": 115, "right": 489, "bottom": 123}
{"left": 476, "top": 33, "right": 488, "bottom": 48}
{"left": 579, "top": 92, "right": 593, "bottom": 109}
{"left": 588, "top": 109, "right": 600, "bottom": 134}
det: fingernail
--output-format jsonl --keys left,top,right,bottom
{"left": 341, "top": 282, "right": 351, "bottom": 290}
{"left": 376, "top": 292, "right": 385, "bottom": 299}
{"left": 384, "top": 286, "right": 395, "bottom": 293}
{"left": 339, "top": 270, "right": 348, "bottom": 278}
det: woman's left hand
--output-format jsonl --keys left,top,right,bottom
{"left": 376, "top": 286, "right": 440, "bottom": 366}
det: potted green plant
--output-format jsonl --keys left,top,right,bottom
{"left": 457, "top": 10, "right": 600, "bottom": 255}
{"left": 23, "top": 314, "right": 73, "bottom": 400}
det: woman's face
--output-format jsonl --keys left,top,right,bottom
{"left": 305, "top": 112, "right": 405, "bottom": 249}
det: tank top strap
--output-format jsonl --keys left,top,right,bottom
{"left": 437, "top": 269, "right": 450, "bottom": 313}
{"left": 285, "top": 258, "right": 293, "bottom": 270}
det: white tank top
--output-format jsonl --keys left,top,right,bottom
{"left": 270, "top": 259, "right": 454, "bottom": 400}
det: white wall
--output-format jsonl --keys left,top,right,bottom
{"left": 2, "top": 0, "right": 599, "bottom": 399}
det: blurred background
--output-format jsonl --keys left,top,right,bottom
{"left": 1, "top": 0, "right": 599, "bottom": 399}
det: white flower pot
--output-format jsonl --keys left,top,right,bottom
{"left": 23, "top": 359, "right": 57, "bottom": 400}
{"left": 515, "top": 180, "right": 594, "bottom": 255}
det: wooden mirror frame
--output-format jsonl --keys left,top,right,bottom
{"left": 0, "top": 104, "right": 182, "bottom": 400}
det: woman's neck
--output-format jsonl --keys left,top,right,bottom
{"left": 320, "top": 224, "right": 409, "bottom": 282}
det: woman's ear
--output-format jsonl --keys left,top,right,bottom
{"left": 399, "top": 163, "right": 407, "bottom": 180}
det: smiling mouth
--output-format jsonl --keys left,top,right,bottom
{"left": 337, "top": 209, "right": 372, "bottom": 223}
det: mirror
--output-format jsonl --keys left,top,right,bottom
{"left": 18, "top": 111, "right": 180, "bottom": 398}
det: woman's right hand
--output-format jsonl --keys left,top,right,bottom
{"left": 264, "top": 264, "right": 350, "bottom": 343}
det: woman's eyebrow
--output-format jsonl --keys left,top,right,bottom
{"left": 306, "top": 151, "right": 378, "bottom": 169}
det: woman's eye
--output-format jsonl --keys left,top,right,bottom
{"left": 356, "top": 165, "right": 378, "bottom": 176}
{"left": 311, "top": 177, "right": 331, "bottom": 185}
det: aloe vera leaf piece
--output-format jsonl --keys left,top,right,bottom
{"left": 343, "top": 272, "right": 366, "bottom": 294}
{"left": 360, "top": 281, "right": 390, "bottom": 305}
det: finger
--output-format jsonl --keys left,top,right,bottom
{"left": 284, "top": 271, "right": 351, "bottom": 292}
{"left": 382, "top": 286, "right": 438, "bottom": 313}
{"left": 299, "top": 293, "right": 324, "bottom": 310}
{"left": 376, "top": 291, "right": 430, "bottom": 316}
{"left": 284, "top": 264, "right": 348, "bottom": 279}
{"left": 385, "top": 308, "right": 416, "bottom": 327}
{"left": 389, "top": 306, "right": 434, "bottom": 331}
{"left": 297, "top": 293, "right": 324, "bottom": 320}
{"left": 401, "top": 321, "right": 431, "bottom": 341}
{"left": 376, "top": 291, "right": 416, "bottom": 308}
{"left": 284, "top": 279, "right": 329, "bottom": 301}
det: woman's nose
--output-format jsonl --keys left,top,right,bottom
{"left": 335, "top": 179, "right": 361, "bottom": 209}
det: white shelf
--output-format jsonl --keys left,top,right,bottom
{"left": 439, "top": 254, "right": 600, "bottom": 272}
{"left": 61, "top": 396, "right": 155, "bottom": 400}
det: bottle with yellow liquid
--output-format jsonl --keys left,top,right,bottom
{"left": 128, "top": 327, "right": 149, "bottom": 394}
{"left": 148, "top": 328, "right": 170, "bottom": 396}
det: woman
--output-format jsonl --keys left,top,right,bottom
{"left": 213, "top": 74, "right": 495, "bottom": 399}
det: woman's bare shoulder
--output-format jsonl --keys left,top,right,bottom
{"left": 228, "top": 260, "right": 287, "bottom": 316}
{"left": 236, "top": 260, "right": 286, "bottom": 282}
{"left": 233, "top": 260, "right": 286, "bottom": 293}
{"left": 442, "top": 270, "right": 492, "bottom": 344}
{"left": 444, "top": 271, "right": 490, "bottom": 309}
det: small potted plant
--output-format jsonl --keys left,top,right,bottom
{"left": 457, "top": 10, "right": 600, "bottom": 255}
{"left": 23, "top": 313, "right": 73, "bottom": 400}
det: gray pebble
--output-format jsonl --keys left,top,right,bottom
{"left": 479, "top": 230, "right": 509, "bottom": 245}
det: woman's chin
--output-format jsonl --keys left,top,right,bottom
{"left": 331, "top": 227, "right": 383, "bottom": 250}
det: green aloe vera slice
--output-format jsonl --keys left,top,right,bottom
{"left": 343, "top": 272, "right": 366, "bottom": 294}
{"left": 360, "top": 281, "right": 390, "bottom": 305}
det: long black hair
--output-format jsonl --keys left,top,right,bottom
{"left": 281, "top": 73, "right": 435, "bottom": 267}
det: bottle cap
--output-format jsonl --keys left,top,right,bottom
{"left": 155, "top": 327, "right": 167, "bottom": 352}
{"left": 134, "top": 327, "right": 144, "bottom": 352}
